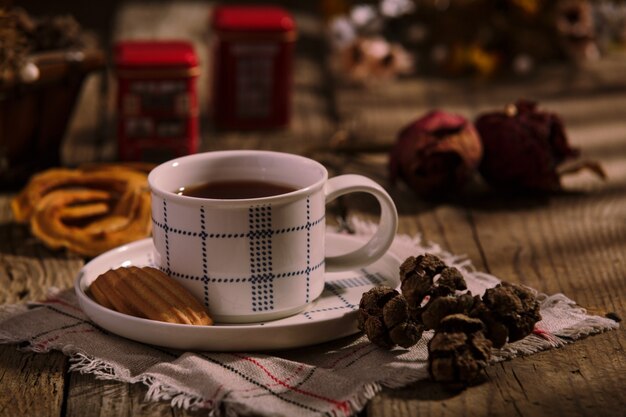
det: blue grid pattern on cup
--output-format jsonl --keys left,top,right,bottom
{"left": 200, "top": 206, "right": 209, "bottom": 307}
{"left": 152, "top": 197, "right": 325, "bottom": 312}
{"left": 249, "top": 205, "right": 273, "bottom": 312}
{"left": 142, "top": 254, "right": 390, "bottom": 323}
{"left": 305, "top": 197, "right": 311, "bottom": 303}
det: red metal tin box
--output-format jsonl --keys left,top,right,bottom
{"left": 211, "top": 5, "right": 296, "bottom": 129}
{"left": 115, "top": 40, "right": 199, "bottom": 161}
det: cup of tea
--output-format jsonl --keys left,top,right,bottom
{"left": 148, "top": 150, "right": 398, "bottom": 323}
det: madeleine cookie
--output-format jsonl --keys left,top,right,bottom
{"left": 90, "top": 266, "right": 213, "bottom": 325}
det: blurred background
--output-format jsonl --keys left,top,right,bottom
{"left": 1, "top": 0, "right": 625, "bottom": 190}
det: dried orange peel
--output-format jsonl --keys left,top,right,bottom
{"left": 12, "top": 164, "right": 153, "bottom": 257}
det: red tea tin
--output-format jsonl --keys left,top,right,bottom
{"left": 115, "top": 40, "right": 200, "bottom": 161}
{"left": 211, "top": 5, "right": 296, "bottom": 129}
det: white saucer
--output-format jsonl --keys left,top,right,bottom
{"left": 74, "top": 232, "right": 400, "bottom": 351}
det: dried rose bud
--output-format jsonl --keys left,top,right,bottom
{"left": 421, "top": 292, "right": 477, "bottom": 331}
{"left": 469, "top": 282, "right": 542, "bottom": 348}
{"left": 399, "top": 253, "right": 448, "bottom": 304}
{"left": 475, "top": 99, "right": 606, "bottom": 191}
{"left": 399, "top": 254, "right": 469, "bottom": 326}
{"left": 390, "top": 110, "right": 483, "bottom": 195}
{"left": 358, "top": 286, "right": 423, "bottom": 349}
{"left": 428, "top": 314, "right": 492, "bottom": 386}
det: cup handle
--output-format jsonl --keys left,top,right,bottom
{"left": 324, "top": 174, "right": 398, "bottom": 272}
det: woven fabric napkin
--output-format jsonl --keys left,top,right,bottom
{"left": 0, "top": 220, "right": 619, "bottom": 417}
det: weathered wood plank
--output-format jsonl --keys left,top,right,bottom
{"left": 0, "top": 346, "right": 66, "bottom": 417}
{"left": 0, "top": 198, "right": 84, "bottom": 304}
{"left": 368, "top": 332, "right": 625, "bottom": 417}
{"left": 0, "top": 195, "right": 79, "bottom": 417}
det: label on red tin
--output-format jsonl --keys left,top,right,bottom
{"left": 130, "top": 81, "right": 188, "bottom": 113}
{"left": 232, "top": 43, "right": 278, "bottom": 119}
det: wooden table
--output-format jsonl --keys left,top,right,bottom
{"left": 1, "top": 2, "right": 625, "bottom": 416}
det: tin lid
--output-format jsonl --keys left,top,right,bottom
{"left": 212, "top": 5, "right": 295, "bottom": 33}
{"left": 115, "top": 41, "right": 198, "bottom": 69}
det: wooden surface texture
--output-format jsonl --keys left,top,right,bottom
{"left": 1, "top": 2, "right": 624, "bottom": 417}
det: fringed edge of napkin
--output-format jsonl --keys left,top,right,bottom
{"left": 63, "top": 352, "right": 212, "bottom": 411}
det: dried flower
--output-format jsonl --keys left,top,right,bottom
{"left": 332, "top": 36, "right": 413, "bottom": 85}
{"left": 390, "top": 111, "right": 483, "bottom": 195}
{"left": 555, "top": 0, "right": 600, "bottom": 63}
{"left": 475, "top": 99, "right": 606, "bottom": 191}
{"left": 0, "top": 7, "right": 95, "bottom": 84}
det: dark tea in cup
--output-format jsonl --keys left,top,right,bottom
{"left": 177, "top": 180, "right": 297, "bottom": 199}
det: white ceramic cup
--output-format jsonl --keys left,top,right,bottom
{"left": 148, "top": 150, "right": 398, "bottom": 323}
